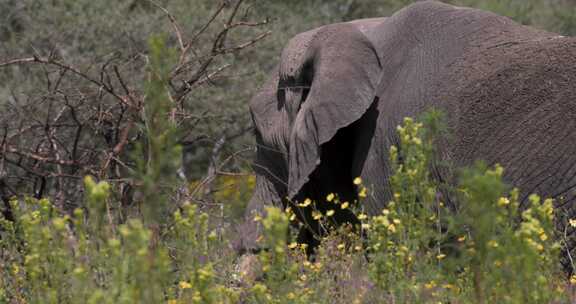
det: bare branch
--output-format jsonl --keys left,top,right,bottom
{"left": 0, "top": 57, "right": 36, "bottom": 67}
{"left": 0, "top": 56, "right": 129, "bottom": 107}
{"left": 5, "top": 145, "right": 79, "bottom": 166}
{"left": 148, "top": 0, "right": 186, "bottom": 52}
{"left": 113, "top": 65, "right": 137, "bottom": 107}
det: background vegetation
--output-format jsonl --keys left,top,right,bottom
{"left": 1, "top": 0, "right": 576, "bottom": 303}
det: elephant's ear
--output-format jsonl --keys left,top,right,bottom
{"left": 284, "top": 24, "right": 382, "bottom": 199}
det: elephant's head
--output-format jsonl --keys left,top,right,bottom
{"left": 249, "top": 21, "right": 383, "bottom": 216}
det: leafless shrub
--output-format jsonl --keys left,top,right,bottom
{"left": 0, "top": 0, "right": 269, "bottom": 218}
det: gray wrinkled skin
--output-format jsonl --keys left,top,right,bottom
{"left": 236, "top": 1, "right": 576, "bottom": 268}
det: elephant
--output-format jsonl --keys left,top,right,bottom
{"left": 235, "top": 0, "right": 576, "bottom": 269}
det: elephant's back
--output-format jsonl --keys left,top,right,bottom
{"left": 440, "top": 36, "right": 576, "bottom": 205}
{"left": 368, "top": 0, "right": 576, "bottom": 209}
{"left": 361, "top": 1, "right": 562, "bottom": 212}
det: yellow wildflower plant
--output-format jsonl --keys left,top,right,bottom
{"left": 179, "top": 281, "right": 192, "bottom": 289}
{"left": 358, "top": 187, "right": 368, "bottom": 198}
{"left": 326, "top": 193, "right": 335, "bottom": 202}
{"left": 497, "top": 197, "right": 510, "bottom": 206}
{"left": 312, "top": 211, "right": 323, "bottom": 220}
{"left": 298, "top": 198, "right": 312, "bottom": 207}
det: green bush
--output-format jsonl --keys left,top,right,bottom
{"left": 3, "top": 110, "right": 570, "bottom": 303}
{"left": 2, "top": 1, "right": 576, "bottom": 303}
{"left": 364, "top": 115, "right": 564, "bottom": 303}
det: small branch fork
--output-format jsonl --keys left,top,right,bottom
{"left": 0, "top": 0, "right": 267, "bottom": 209}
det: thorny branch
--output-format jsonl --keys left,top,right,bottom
{"left": 0, "top": 0, "right": 266, "bottom": 212}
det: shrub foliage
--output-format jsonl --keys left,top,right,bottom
{"left": 2, "top": 1, "right": 576, "bottom": 303}
{"left": 1, "top": 110, "right": 570, "bottom": 303}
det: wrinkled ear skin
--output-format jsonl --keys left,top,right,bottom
{"left": 286, "top": 24, "right": 382, "bottom": 199}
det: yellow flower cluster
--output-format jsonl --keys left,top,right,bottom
{"left": 302, "top": 260, "right": 323, "bottom": 272}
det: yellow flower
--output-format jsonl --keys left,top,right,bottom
{"left": 275, "top": 245, "right": 285, "bottom": 254}
{"left": 179, "top": 281, "right": 192, "bottom": 289}
{"left": 353, "top": 177, "right": 362, "bottom": 185}
{"left": 341, "top": 201, "right": 350, "bottom": 209}
{"left": 73, "top": 267, "right": 85, "bottom": 275}
{"left": 326, "top": 210, "right": 335, "bottom": 217}
{"left": 388, "top": 224, "right": 396, "bottom": 233}
{"left": 497, "top": 197, "right": 510, "bottom": 206}
{"left": 570, "top": 275, "right": 576, "bottom": 285}
{"left": 312, "top": 211, "right": 322, "bottom": 220}
{"left": 298, "top": 198, "right": 312, "bottom": 207}
{"left": 487, "top": 240, "right": 499, "bottom": 248}
{"left": 358, "top": 213, "right": 368, "bottom": 220}
{"left": 289, "top": 213, "right": 297, "bottom": 221}
{"left": 288, "top": 242, "right": 298, "bottom": 249}
{"left": 536, "top": 243, "right": 544, "bottom": 252}
{"left": 337, "top": 243, "right": 345, "bottom": 250}
{"left": 540, "top": 233, "right": 548, "bottom": 241}
{"left": 361, "top": 223, "right": 371, "bottom": 229}
{"left": 253, "top": 215, "right": 262, "bottom": 222}
{"left": 436, "top": 253, "right": 446, "bottom": 260}
{"left": 326, "top": 193, "right": 335, "bottom": 202}
{"left": 424, "top": 281, "right": 436, "bottom": 289}
{"left": 393, "top": 218, "right": 401, "bottom": 224}
{"left": 12, "top": 264, "right": 19, "bottom": 275}
{"left": 354, "top": 245, "right": 362, "bottom": 251}
{"left": 570, "top": 218, "right": 576, "bottom": 228}
{"left": 287, "top": 292, "right": 296, "bottom": 300}
{"left": 358, "top": 187, "right": 367, "bottom": 198}
{"left": 457, "top": 235, "right": 466, "bottom": 242}
{"left": 382, "top": 209, "right": 389, "bottom": 215}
